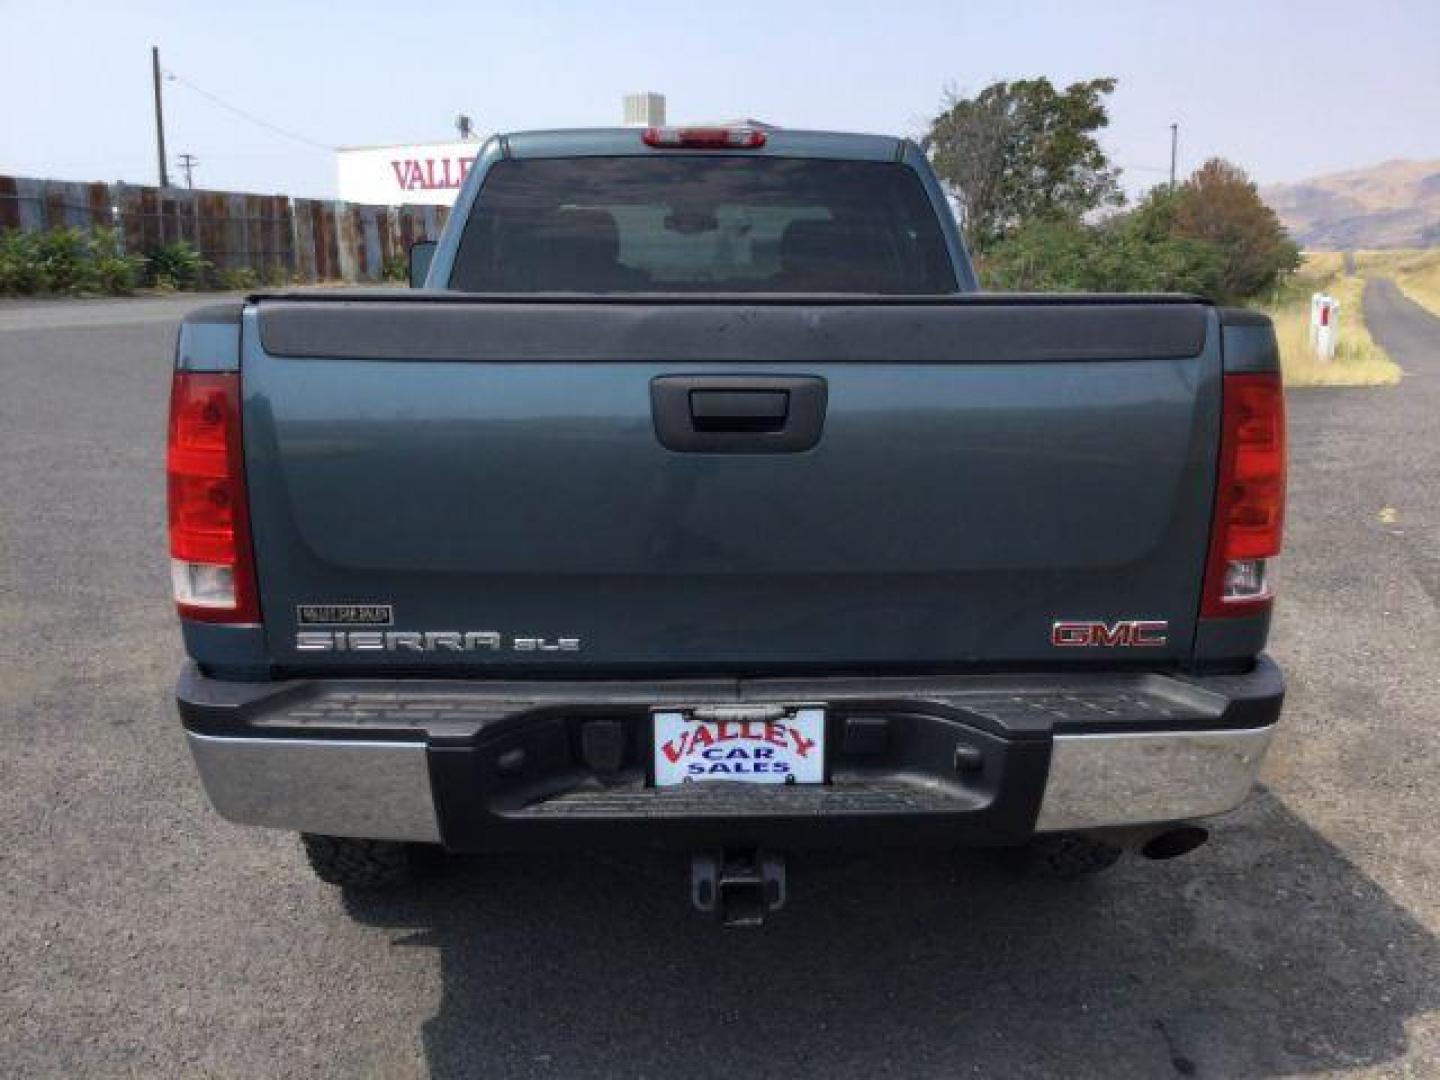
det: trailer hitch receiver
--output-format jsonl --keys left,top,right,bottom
{"left": 691, "top": 849, "right": 786, "bottom": 928}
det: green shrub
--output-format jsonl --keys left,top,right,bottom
{"left": 977, "top": 162, "right": 1299, "bottom": 304}
{"left": 0, "top": 227, "right": 144, "bottom": 296}
{"left": 35, "top": 228, "right": 92, "bottom": 292}
{"left": 382, "top": 253, "right": 408, "bottom": 282}
{"left": 87, "top": 228, "right": 145, "bottom": 295}
{"left": 215, "top": 266, "right": 259, "bottom": 291}
{"left": 981, "top": 215, "right": 1225, "bottom": 297}
{"left": 262, "top": 262, "right": 293, "bottom": 288}
{"left": 145, "top": 240, "right": 210, "bottom": 290}
{"left": 0, "top": 230, "right": 49, "bottom": 294}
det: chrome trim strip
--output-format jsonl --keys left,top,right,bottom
{"left": 185, "top": 733, "right": 440, "bottom": 842}
{"left": 1035, "top": 726, "right": 1274, "bottom": 833}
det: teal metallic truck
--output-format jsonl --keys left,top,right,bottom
{"left": 170, "top": 125, "right": 1285, "bottom": 925}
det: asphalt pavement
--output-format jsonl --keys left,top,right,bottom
{"left": 1, "top": 287, "right": 1437, "bottom": 1078}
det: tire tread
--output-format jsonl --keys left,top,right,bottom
{"left": 300, "top": 834, "right": 415, "bottom": 889}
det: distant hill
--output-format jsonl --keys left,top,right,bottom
{"left": 1261, "top": 159, "right": 1440, "bottom": 250}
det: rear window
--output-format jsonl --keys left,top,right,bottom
{"left": 450, "top": 156, "right": 957, "bottom": 294}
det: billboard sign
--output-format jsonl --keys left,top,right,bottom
{"left": 336, "top": 141, "right": 482, "bottom": 206}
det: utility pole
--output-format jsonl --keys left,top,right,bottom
{"left": 1169, "top": 123, "right": 1179, "bottom": 191}
{"left": 177, "top": 153, "right": 198, "bottom": 189}
{"left": 152, "top": 46, "right": 170, "bottom": 188}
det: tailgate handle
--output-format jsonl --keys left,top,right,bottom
{"left": 689, "top": 389, "right": 789, "bottom": 431}
{"left": 652, "top": 376, "right": 827, "bottom": 453}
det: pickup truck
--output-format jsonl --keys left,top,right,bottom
{"left": 171, "top": 125, "right": 1286, "bottom": 925}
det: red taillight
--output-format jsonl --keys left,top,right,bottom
{"left": 166, "top": 372, "right": 259, "bottom": 623}
{"left": 1201, "top": 372, "right": 1287, "bottom": 617}
{"left": 642, "top": 126, "right": 767, "bottom": 149}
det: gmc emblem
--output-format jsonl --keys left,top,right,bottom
{"left": 1051, "top": 620, "right": 1169, "bottom": 648}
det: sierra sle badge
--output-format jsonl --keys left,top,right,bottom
{"left": 295, "top": 630, "right": 581, "bottom": 653}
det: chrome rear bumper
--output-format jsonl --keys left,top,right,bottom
{"left": 181, "top": 659, "right": 1282, "bottom": 847}
{"left": 185, "top": 723, "right": 1275, "bottom": 845}
{"left": 1033, "top": 726, "right": 1274, "bottom": 832}
{"left": 187, "top": 733, "right": 441, "bottom": 842}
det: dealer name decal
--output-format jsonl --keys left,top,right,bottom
{"left": 661, "top": 720, "right": 816, "bottom": 778}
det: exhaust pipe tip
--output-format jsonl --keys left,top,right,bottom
{"left": 1140, "top": 825, "right": 1209, "bottom": 861}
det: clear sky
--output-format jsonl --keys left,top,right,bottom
{"left": 2, "top": 0, "right": 1437, "bottom": 200}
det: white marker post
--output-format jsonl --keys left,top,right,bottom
{"left": 1312, "top": 294, "right": 1339, "bottom": 363}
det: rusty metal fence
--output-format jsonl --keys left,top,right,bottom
{"left": 0, "top": 175, "right": 449, "bottom": 283}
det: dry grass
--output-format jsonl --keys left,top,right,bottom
{"left": 1355, "top": 248, "right": 1440, "bottom": 318}
{"left": 1298, "top": 250, "right": 1345, "bottom": 280}
{"left": 1262, "top": 254, "right": 1401, "bottom": 387}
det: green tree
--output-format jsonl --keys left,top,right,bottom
{"left": 925, "top": 77, "right": 1124, "bottom": 254}
{"left": 1171, "top": 158, "right": 1300, "bottom": 301}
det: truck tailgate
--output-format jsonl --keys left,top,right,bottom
{"left": 241, "top": 298, "right": 1219, "bottom": 672}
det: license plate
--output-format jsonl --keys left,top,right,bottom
{"left": 653, "top": 707, "right": 825, "bottom": 786}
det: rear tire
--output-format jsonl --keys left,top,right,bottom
{"left": 1014, "top": 833, "right": 1123, "bottom": 880}
{"left": 300, "top": 834, "right": 429, "bottom": 889}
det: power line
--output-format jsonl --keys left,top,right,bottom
{"left": 163, "top": 68, "right": 334, "bottom": 152}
